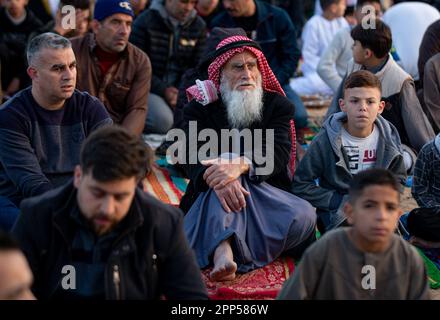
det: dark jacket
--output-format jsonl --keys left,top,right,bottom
{"left": 180, "top": 91, "right": 295, "bottom": 212}
{"left": 12, "top": 182, "right": 208, "bottom": 300}
{"left": 130, "top": 2, "right": 207, "bottom": 97}
{"left": 71, "top": 33, "right": 151, "bottom": 135}
{"left": 210, "top": 0, "right": 300, "bottom": 86}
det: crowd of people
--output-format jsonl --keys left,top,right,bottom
{"left": 1, "top": 0, "right": 440, "bottom": 300}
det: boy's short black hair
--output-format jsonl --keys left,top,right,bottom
{"left": 356, "top": 0, "right": 381, "bottom": 9}
{"left": 320, "top": 0, "right": 343, "bottom": 11}
{"left": 344, "top": 70, "right": 381, "bottom": 96}
{"left": 348, "top": 169, "right": 400, "bottom": 204}
{"left": 351, "top": 19, "right": 392, "bottom": 59}
{"left": 80, "top": 125, "right": 152, "bottom": 182}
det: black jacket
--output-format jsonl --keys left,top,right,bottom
{"left": 130, "top": 5, "right": 206, "bottom": 97}
{"left": 180, "top": 91, "right": 295, "bottom": 212}
{"left": 12, "top": 181, "right": 208, "bottom": 300}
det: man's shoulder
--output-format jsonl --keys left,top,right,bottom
{"left": 0, "top": 88, "right": 33, "bottom": 122}
{"left": 21, "top": 182, "right": 74, "bottom": 218}
{"left": 126, "top": 42, "right": 150, "bottom": 64}
{"left": 68, "top": 89, "right": 103, "bottom": 109}
{"left": 263, "top": 91, "right": 294, "bottom": 114}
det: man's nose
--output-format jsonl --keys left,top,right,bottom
{"left": 100, "top": 196, "right": 116, "bottom": 215}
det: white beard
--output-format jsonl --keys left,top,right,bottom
{"left": 219, "top": 74, "right": 264, "bottom": 129}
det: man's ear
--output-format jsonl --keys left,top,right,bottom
{"left": 73, "top": 165, "right": 82, "bottom": 188}
{"left": 344, "top": 201, "right": 354, "bottom": 225}
{"left": 365, "top": 48, "right": 374, "bottom": 60}
{"left": 90, "top": 19, "right": 101, "bottom": 34}
{"left": 27, "top": 66, "right": 37, "bottom": 80}
{"left": 339, "top": 97, "right": 347, "bottom": 112}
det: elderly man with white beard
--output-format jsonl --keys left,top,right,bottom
{"left": 180, "top": 36, "right": 316, "bottom": 282}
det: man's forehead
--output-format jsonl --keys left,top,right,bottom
{"left": 38, "top": 48, "right": 75, "bottom": 65}
{"left": 226, "top": 51, "right": 258, "bottom": 65}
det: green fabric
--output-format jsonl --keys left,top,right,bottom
{"left": 416, "top": 248, "right": 440, "bottom": 289}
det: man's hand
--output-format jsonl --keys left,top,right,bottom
{"left": 214, "top": 179, "right": 250, "bottom": 213}
{"left": 164, "top": 86, "right": 178, "bottom": 108}
{"left": 202, "top": 157, "right": 250, "bottom": 190}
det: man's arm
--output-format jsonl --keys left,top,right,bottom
{"left": 0, "top": 127, "right": 52, "bottom": 198}
{"left": 412, "top": 143, "right": 439, "bottom": 207}
{"left": 400, "top": 79, "right": 435, "bottom": 152}
{"left": 317, "top": 30, "right": 345, "bottom": 92}
{"left": 160, "top": 208, "right": 208, "bottom": 300}
{"left": 277, "top": 240, "right": 324, "bottom": 300}
{"left": 292, "top": 134, "right": 344, "bottom": 211}
{"left": 121, "top": 52, "right": 152, "bottom": 136}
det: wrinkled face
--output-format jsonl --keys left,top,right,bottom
{"left": 28, "top": 47, "right": 77, "bottom": 103}
{"left": 0, "top": 251, "right": 35, "bottom": 300}
{"left": 93, "top": 13, "right": 132, "bottom": 53}
{"left": 221, "top": 51, "right": 261, "bottom": 92}
{"left": 222, "top": 0, "right": 252, "bottom": 17}
{"left": 345, "top": 185, "right": 401, "bottom": 251}
{"left": 165, "top": 0, "right": 197, "bottom": 22}
{"left": 355, "top": 2, "right": 382, "bottom": 22}
{"left": 74, "top": 166, "right": 137, "bottom": 237}
{"left": 2, "top": 0, "right": 28, "bottom": 18}
{"left": 339, "top": 86, "right": 384, "bottom": 135}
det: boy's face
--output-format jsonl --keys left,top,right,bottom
{"left": 352, "top": 40, "right": 368, "bottom": 64}
{"left": 330, "top": 0, "right": 347, "bottom": 18}
{"left": 339, "top": 86, "right": 384, "bottom": 136}
{"left": 2, "top": 0, "right": 28, "bottom": 18}
{"left": 344, "top": 184, "right": 402, "bottom": 252}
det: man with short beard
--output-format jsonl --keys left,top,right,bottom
{"left": 181, "top": 36, "right": 316, "bottom": 282}
{"left": 71, "top": 0, "right": 152, "bottom": 136}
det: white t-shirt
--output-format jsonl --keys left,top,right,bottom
{"left": 341, "top": 125, "right": 379, "bottom": 174}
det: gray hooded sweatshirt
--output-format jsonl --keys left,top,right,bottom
{"left": 292, "top": 112, "right": 407, "bottom": 229}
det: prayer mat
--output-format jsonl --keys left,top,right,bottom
{"left": 201, "top": 256, "right": 295, "bottom": 300}
{"left": 142, "top": 161, "right": 188, "bottom": 207}
{"left": 416, "top": 248, "right": 440, "bottom": 289}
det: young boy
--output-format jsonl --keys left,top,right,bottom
{"left": 326, "top": 19, "right": 434, "bottom": 155}
{"left": 293, "top": 70, "right": 406, "bottom": 232}
{"left": 290, "top": 0, "right": 348, "bottom": 96}
{"left": 0, "top": 0, "right": 42, "bottom": 96}
{"left": 279, "top": 168, "right": 429, "bottom": 300}
{"left": 317, "top": 0, "right": 382, "bottom": 92}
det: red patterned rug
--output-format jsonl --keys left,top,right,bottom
{"left": 201, "top": 257, "right": 295, "bottom": 300}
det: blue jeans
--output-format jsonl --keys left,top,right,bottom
{"left": 144, "top": 93, "right": 174, "bottom": 134}
{"left": 282, "top": 84, "right": 308, "bottom": 129}
{"left": 0, "top": 196, "right": 20, "bottom": 232}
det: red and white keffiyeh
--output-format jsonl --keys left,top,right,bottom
{"left": 186, "top": 35, "right": 285, "bottom": 105}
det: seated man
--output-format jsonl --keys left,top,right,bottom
{"left": 72, "top": 0, "right": 152, "bottom": 136}
{"left": 130, "top": 0, "right": 207, "bottom": 134}
{"left": 326, "top": 19, "right": 435, "bottom": 158}
{"left": 12, "top": 125, "right": 208, "bottom": 300}
{"left": 293, "top": 71, "right": 406, "bottom": 233}
{"left": 422, "top": 53, "right": 440, "bottom": 134}
{"left": 0, "top": 33, "right": 112, "bottom": 231}
{"left": 210, "top": 0, "right": 309, "bottom": 133}
{"left": 279, "top": 169, "right": 429, "bottom": 300}
{"left": 180, "top": 36, "right": 316, "bottom": 281}
{"left": 0, "top": 231, "right": 35, "bottom": 300}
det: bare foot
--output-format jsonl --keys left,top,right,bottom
{"left": 210, "top": 240, "right": 237, "bottom": 282}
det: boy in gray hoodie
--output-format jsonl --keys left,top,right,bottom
{"left": 292, "top": 70, "right": 406, "bottom": 233}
